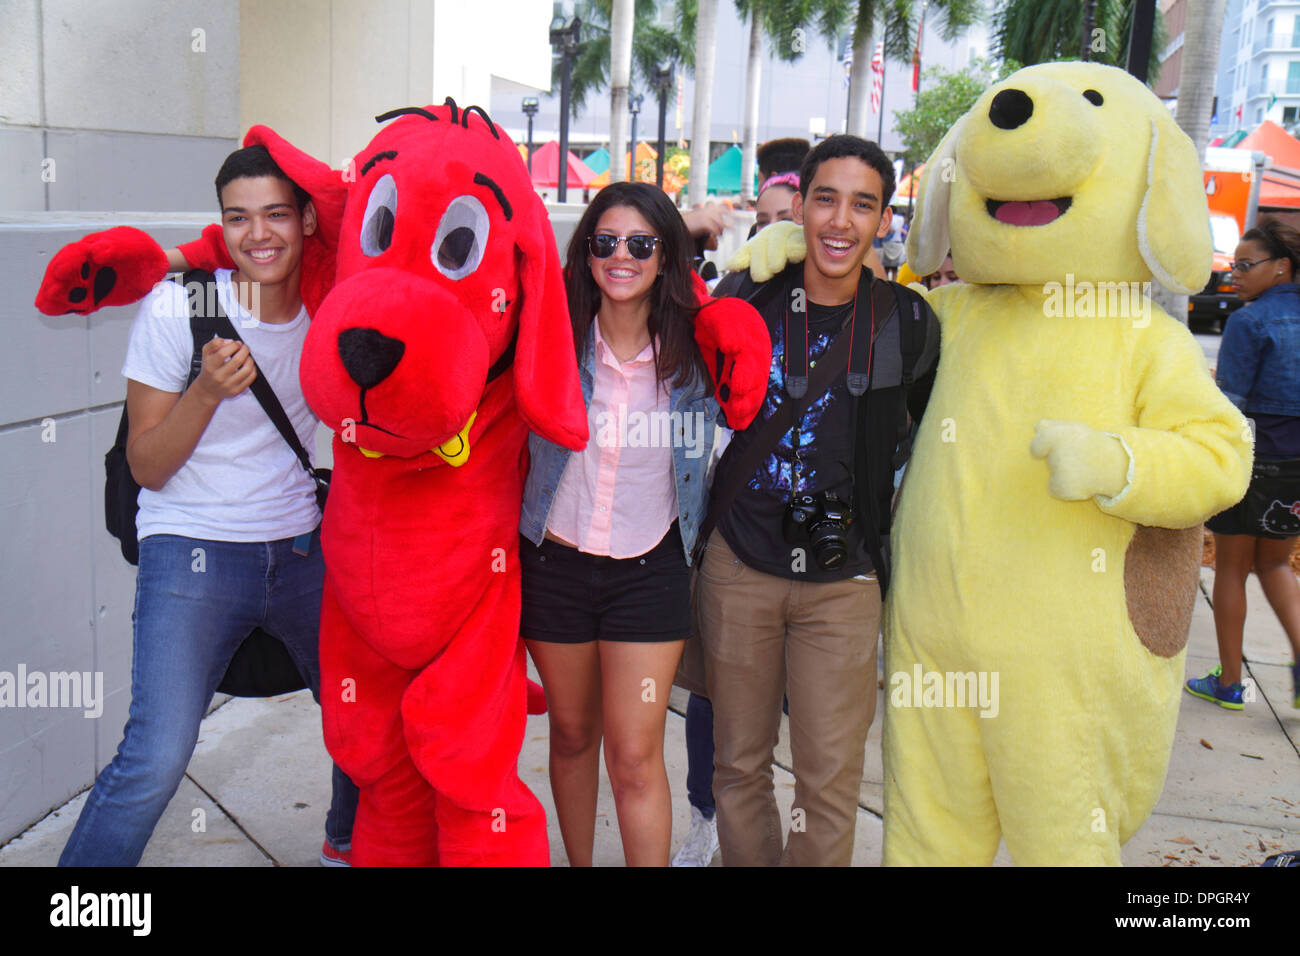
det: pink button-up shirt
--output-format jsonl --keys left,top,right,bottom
{"left": 546, "top": 318, "right": 678, "bottom": 557}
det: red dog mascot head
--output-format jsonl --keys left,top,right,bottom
{"left": 245, "top": 98, "right": 587, "bottom": 463}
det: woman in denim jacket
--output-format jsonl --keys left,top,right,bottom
{"left": 1190, "top": 217, "right": 1300, "bottom": 711}
{"left": 518, "top": 182, "right": 724, "bottom": 865}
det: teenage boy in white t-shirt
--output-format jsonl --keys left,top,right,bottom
{"left": 58, "top": 146, "right": 359, "bottom": 866}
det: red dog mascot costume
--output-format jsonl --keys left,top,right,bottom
{"left": 37, "top": 100, "right": 770, "bottom": 866}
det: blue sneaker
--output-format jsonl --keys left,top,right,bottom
{"left": 1185, "top": 665, "right": 1245, "bottom": 711}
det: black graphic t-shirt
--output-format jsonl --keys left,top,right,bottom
{"left": 715, "top": 296, "right": 874, "bottom": 582}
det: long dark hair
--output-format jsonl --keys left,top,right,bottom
{"left": 1242, "top": 216, "right": 1300, "bottom": 277}
{"left": 564, "top": 181, "right": 708, "bottom": 391}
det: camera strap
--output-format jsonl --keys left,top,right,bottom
{"left": 695, "top": 298, "right": 859, "bottom": 564}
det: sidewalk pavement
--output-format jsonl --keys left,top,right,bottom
{"left": 2, "top": 567, "right": 1296, "bottom": 867}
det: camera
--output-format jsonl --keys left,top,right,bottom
{"left": 782, "top": 491, "right": 854, "bottom": 571}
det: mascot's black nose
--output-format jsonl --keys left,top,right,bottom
{"left": 338, "top": 327, "right": 406, "bottom": 389}
{"left": 989, "top": 89, "right": 1034, "bottom": 130}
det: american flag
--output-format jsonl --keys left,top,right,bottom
{"left": 870, "top": 42, "right": 884, "bottom": 114}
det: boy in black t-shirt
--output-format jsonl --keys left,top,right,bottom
{"left": 696, "top": 135, "right": 938, "bottom": 866}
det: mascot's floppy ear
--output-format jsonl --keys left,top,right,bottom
{"left": 1137, "top": 113, "right": 1213, "bottom": 294}
{"left": 512, "top": 195, "right": 589, "bottom": 451}
{"left": 906, "top": 115, "right": 965, "bottom": 277}
{"left": 242, "top": 125, "right": 348, "bottom": 315}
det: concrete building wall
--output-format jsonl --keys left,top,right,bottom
{"left": 240, "top": 0, "right": 552, "bottom": 171}
{"left": 0, "top": 0, "right": 241, "bottom": 212}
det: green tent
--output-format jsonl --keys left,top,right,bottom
{"left": 584, "top": 147, "right": 611, "bottom": 175}
{"left": 706, "top": 145, "right": 759, "bottom": 195}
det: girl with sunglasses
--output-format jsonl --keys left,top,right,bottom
{"left": 518, "top": 181, "right": 728, "bottom": 865}
{"left": 1189, "top": 217, "right": 1300, "bottom": 712}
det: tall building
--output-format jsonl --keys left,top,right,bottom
{"left": 1211, "top": 0, "right": 1300, "bottom": 139}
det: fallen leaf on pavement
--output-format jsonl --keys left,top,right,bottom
{"left": 1200, "top": 738, "right": 1213, "bottom": 749}
{"left": 1171, "top": 836, "right": 1196, "bottom": 845}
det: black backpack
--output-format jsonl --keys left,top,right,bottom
{"left": 104, "top": 270, "right": 327, "bottom": 697}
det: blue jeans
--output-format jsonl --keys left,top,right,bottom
{"left": 685, "top": 692, "right": 715, "bottom": 817}
{"left": 59, "top": 533, "right": 358, "bottom": 866}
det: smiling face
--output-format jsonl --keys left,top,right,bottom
{"left": 219, "top": 174, "right": 316, "bottom": 290}
{"left": 792, "top": 156, "right": 892, "bottom": 289}
{"left": 1231, "top": 238, "right": 1290, "bottom": 301}
{"left": 588, "top": 204, "right": 661, "bottom": 308}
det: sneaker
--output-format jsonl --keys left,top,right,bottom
{"left": 671, "top": 806, "right": 719, "bottom": 867}
{"left": 319, "top": 839, "right": 352, "bottom": 867}
{"left": 1185, "top": 665, "right": 1245, "bottom": 711}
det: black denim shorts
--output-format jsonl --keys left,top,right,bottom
{"left": 520, "top": 522, "right": 692, "bottom": 644}
{"left": 1206, "top": 457, "right": 1300, "bottom": 539}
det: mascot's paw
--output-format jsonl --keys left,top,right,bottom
{"left": 35, "top": 226, "right": 169, "bottom": 316}
{"left": 692, "top": 274, "right": 772, "bottom": 429}
{"left": 177, "top": 222, "right": 235, "bottom": 272}
{"left": 1030, "top": 419, "right": 1131, "bottom": 501}
{"left": 726, "top": 220, "right": 805, "bottom": 283}
{"left": 526, "top": 679, "right": 547, "bottom": 715}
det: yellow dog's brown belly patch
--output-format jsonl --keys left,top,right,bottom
{"left": 1123, "top": 525, "right": 1201, "bottom": 657}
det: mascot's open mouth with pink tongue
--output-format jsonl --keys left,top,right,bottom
{"left": 242, "top": 100, "right": 588, "bottom": 866}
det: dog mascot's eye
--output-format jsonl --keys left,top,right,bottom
{"left": 1083, "top": 89, "right": 1103, "bottom": 106}
{"left": 360, "top": 173, "right": 398, "bottom": 257}
{"left": 432, "top": 195, "right": 490, "bottom": 280}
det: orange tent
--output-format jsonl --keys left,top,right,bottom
{"left": 590, "top": 142, "right": 660, "bottom": 186}
{"left": 1235, "top": 121, "right": 1300, "bottom": 210}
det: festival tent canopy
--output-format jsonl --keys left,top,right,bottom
{"left": 525, "top": 141, "right": 597, "bottom": 188}
{"left": 1236, "top": 120, "right": 1300, "bottom": 168}
{"left": 584, "top": 148, "right": 611, "bottom": 175}
{"left": 1235, "top": 121, "right": 1300, "bottom": 209}
{"left": 706, "top": 145, "right": 759, "bottom": 195}
{"left": 589, "top": 142, "right": 660, "bottom": 186}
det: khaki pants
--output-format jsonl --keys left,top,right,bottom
{"left": 695, "top": 532, "right": 880, "bottom": 866}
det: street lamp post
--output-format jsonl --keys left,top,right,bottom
{"left": 653, "top": 63, "right": 673, "bottom": 189}
{"left": 549, "top": 16, "right": 582, "bottom": 202}
{"left": 629, "top": 93, "right": 644, "bottom": 182}
{"left": 521, "top": 96, "right": 539, "bottom": 177}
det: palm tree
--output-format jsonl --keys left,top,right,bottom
{"left": 555, "top": 0, "right": 684, "bottom": 120}
{"left": 992, "top": 0, "right": 1166, "bottom": 80}
{"left": 676, "top": 0, "right": 848, "bottom": 201}
{"left": 689, "top": 0, "right": 720, "bottom": 206}
{"left": 844, "top": 0, "right": 982, "bottom": 138}
{"left": 1174, "top": 0, "right": 1225, "bottom": 164}
{"left": 609, "top": 0, "right": 635, "bottom": 182}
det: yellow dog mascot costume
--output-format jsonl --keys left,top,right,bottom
{"left": 735, "top": 62, "right": 1253, "bottom": 865}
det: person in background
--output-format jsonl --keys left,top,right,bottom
{"left": 925, "top": 253, "right": 960, "bottom": 289}
{"left": 1189, "top": 216, "right": 1300, "bottom": 712}
{"left": 752, "top": 173, "right": 800, "bottom": 235}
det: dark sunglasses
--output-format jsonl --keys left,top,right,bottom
{"left": 587, "top": 234, "right": 662, "bottom": 260}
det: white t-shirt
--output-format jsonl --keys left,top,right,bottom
{"left": 122, "top": 269, "right": 321, "bottom": 543}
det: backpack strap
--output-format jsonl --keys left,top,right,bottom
{"left": 179, "top": 269, "right": 320, "bottom": 486}
{"left": 890, "top": 281, "right": 927, "bottom": 388}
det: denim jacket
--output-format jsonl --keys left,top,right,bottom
{"left": 1216, "top": 283, "right": 1300, "bottom": 416}
{"left": 519, "top": 328, "right": 722, "bottom": 566}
